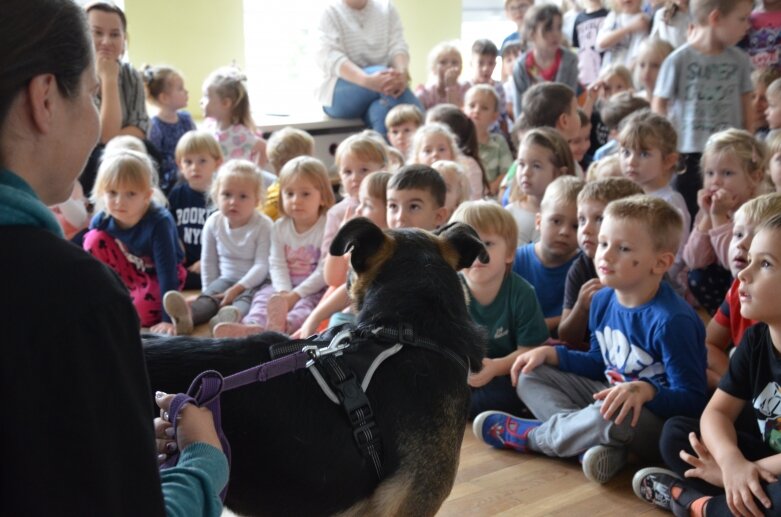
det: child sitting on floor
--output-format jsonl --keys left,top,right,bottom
{"left": 451, "top": 200, "right": 548, "bottom": 419}
{"left": 163, "top": 160, "right": 272, "bottom": 335}
{"left": 263, "top": 127, "right": 315, "bottom": 221}
{"left": 475, "top": 195, "right": 707, "bottom": 485}
{"left": 512, "top": 175, "right": 583, "bottom": 336}
{"left": 634, "top": 211, "right": 781, "bottom": 517}
{"left": 168, "top": 130, "right": 223, "bottom": 290}
{"left": 385, "top": 104, "right": 424, "bottom": 161}
{"left": 703, "top": 193, "right": 781, "bottom": 388}
{"left": 214, "top": 157, "right": 335, "bottom": 337}
{"left": 83, "top": 149, "right": 185, "bottom": 333}
{"left": 557, "top": 177, "right": 643, "bottom": 349}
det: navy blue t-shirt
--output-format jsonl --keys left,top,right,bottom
{"left": 167, "top": 182, "right": 213, "bottom": 267}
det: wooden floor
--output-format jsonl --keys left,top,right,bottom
{"left": 221, "top": 424, "right": 666, "bottom": 516}
{"left": 438, "top": 426, "right": 666, "bottom": 516}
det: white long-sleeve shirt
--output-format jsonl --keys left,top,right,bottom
{"left": 315, "top": 0, "right": 409, "bottom": 106}
{"left": 200, "top": 210, "right": 273, "bottom": 289}
{"left": 269, "top": 215, "right": 327, "bottom": 298}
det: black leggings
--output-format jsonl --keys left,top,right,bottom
{"left": 660, "top": 415, "right": 781, "bottom": 516}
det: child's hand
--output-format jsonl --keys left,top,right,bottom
{"left": 468, "top": 358, "right": 498, "bottom": 388}
{"left": 510, "top": 347, "right": 557, "bottom": 386}
{"left": 577, "top": 278, "right": 604, "bottom": 312}
{"left": 252, "top": 138, "right": 268, "bottom": 169}
{"left": 697, "top": 188, "right": 713, "bottom": 214}
{"left": 218, "top": 284, "right": 246, "bottom": 307}
{"left": 587, "top": 81, "right": 603, "bottom": 103}
{"left": 681, "top": 432, "right": 725, "bottom": 488}
{"left": 154, "top": 391, "right": 222, "bottom": 465}
{"left": 277, "top": 291, "right": 301, "bottom": 310}
{"left": 187, "top": 260, "right": 201, "bottom": 274}
{"left": 722, "top": 455, "right": 776, "bottom": 517}
{"left": 593, "top": 380, "right": 655, "bottom": 427}
{"left": 710, "top": 188, "right": 737, "bottom": 220}
{"left": 443, "top": 67, "right": 460, "bottom": 88}
{"left": 149, "top": 321, "right": 177, "bottom": 335}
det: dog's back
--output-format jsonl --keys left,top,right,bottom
{"left": 144, "top": 219, "right": 487, "bottom": 516}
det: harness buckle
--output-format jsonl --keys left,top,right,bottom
{"left": 303, "top": 329, "right": 353, "bottom": 367}
{"left": 397, "top": 322, "right": 415, "bottom": 345}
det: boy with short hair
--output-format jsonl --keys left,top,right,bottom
{"left": 169, "top": 130, "right": 223, "bottom": 290}
{"left": 475, "top": 195, "right": 708, "bottom": 485}
{"left": 558, "top": 177, "right": 643, "bottom": 349}
{"left": 385, "top": 104, "right": 424, "bottom": 159}
{"left": 469, "top": 39, "right": 510, "bottom": 135}
{"left": 704, "top": 193, "right": 781, "bottom": 387}
{"left": 465, "top": 84, "right": 513, "bottom": 196}
{"left": 264, "top": 127, "right": 315, "bottom": 221}
{"left": 593, "top": 91, "right": 649, "bottom": 161}
{"left": 512, "top": 175, "right": 584, "bottom": 335}
{"left": 519, "top": 82, "right": 581, "bottom": 140}
{"left": 386, "top": 164, "right": 449, "bottom": 230}
{"left": 635, "top": 212, "right": 781, "bottom": 517}
{"left": 451, "top": 200, "right": 549, "bottom": 419}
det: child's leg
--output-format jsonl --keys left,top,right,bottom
{"left": 242, "top": 283, "right": 276, "bottom": 327}
{"left": 230, "top": 285, "right": 260, "bottom": 318}
{"left": 517, "top": 364, "right": 664, "bottom": 459}
{"left": 132, "top": 264, "right": 187, "bottom": 327}
{"left": 660, "top": 414, "right": 775, "bottom": 496}
{"left": 83, "top": 230, "right": 144, "bottom": 289}
{"left": 190, "top": 278, "right": 235, "bottom": 325}
{"left": 470, "top": 375, "right": 530, "bottom": 420}
{"left": 285, "top": 290, "right": 325, "bottom": 333}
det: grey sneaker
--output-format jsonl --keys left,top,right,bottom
{"left": 209, "top": 306, "right": 240, "bottom": 335}
{"left": 581, "top": 445, "right": 628, "bottom": 483}
{"left": 163, "top": 291, "right": 193, "bottom": 335}
{"left": 633, "top": 467, "right": 682, "bottom": 511}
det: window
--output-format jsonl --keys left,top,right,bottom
{"left": 243, "top": 0, "right": 323, "bottom": 117}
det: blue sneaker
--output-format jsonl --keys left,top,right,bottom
{"left": 472, "top": 411, "right": 541, "bottom": 452}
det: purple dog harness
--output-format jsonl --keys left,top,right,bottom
{"left": 159, "top": 324, "right": 469, "bottom": 501}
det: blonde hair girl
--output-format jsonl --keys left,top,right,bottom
{"left": 322, "top": 133, "right": 388, "bottom": 288}
{"left": 633, "top": 38, "right": 674, "bottom": 103}
{"left": 163, "top": 159, "right": 273, "bottom": 336}
{"left": 83, "top": 149, "right": 185, "bottom": 332}
{"left": 143, "top": 65, "right": 196, "bottom": 193}
{"left": 414, "top": 41, "right": 469, "bottom": 110}
{"left": 201, "top": 66, "right": 267, "bottom": 166}
{"left": 683, "top": 129, "right": 768, "bottom": 313}
{"left": 215, "top": 157, "right": 336, "bottom": 338}
{"left": 431, "top": 159, "right": 471, "bottom": 222}
{"left": 507, "top": 127, "right": 575, "bottom": 244}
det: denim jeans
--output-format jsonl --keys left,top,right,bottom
{"left": 323, "top": 65, "right": 422, "bottom": 136}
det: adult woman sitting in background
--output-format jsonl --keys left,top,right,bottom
{"left": 316, "top": 0, "right": 423, "bottom": 136}
{"left": 0, "top": 1, "right": 226, "bottom": 515}
{"left": 80, "top": 1, "right": 151, "bottom": 195}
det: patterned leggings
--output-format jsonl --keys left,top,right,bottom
{"left": 84, "top": 230, "right": 186, "bottom": 327}
{"left": 243, "top": 283, "right": 324, "bottom": 333}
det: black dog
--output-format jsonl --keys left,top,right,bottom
{"left": 143, "top": 218, "right": 487, "bottom": 516}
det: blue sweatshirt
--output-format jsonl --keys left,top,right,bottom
{"left": 90, "top": 204, "right": 183, "bottom": 322}
{"left": 556, "top": 282, "right": 708, "bottom": 418}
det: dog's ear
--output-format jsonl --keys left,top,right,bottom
{"left": 330, "top": 217, "right": 390, "bottom": 273}
{"left": 436, "top": 222, "right": 489, "bottom": 270}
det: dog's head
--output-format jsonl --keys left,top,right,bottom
{"left": 330, "top": 218, "right": 487, "bottom": 365}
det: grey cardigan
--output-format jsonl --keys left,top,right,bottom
{"left": 512, "top": 47, "right": 580, "bottom": 118}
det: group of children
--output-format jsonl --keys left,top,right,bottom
{"left": 49, "top": 0, "right": 781, "bottom": 513}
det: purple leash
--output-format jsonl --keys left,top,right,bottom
{"left": 160, "top": 348, "right": 312, "bottom": 501}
